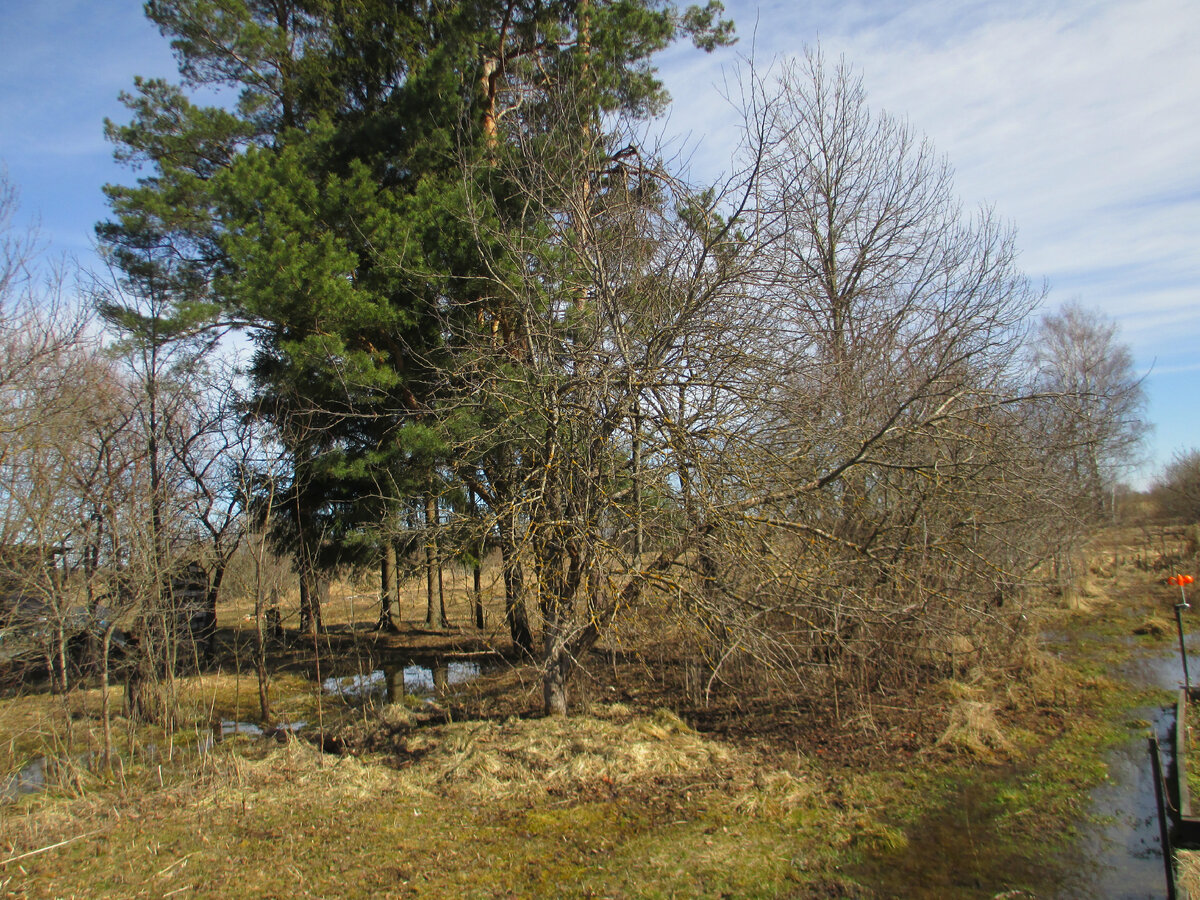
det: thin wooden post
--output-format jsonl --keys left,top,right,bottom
{"left": 1176, "top": 601, "right": 1191, "bottom": 692}
{"left": 1151, "top": 735, "right": 1178, "bottom": 900}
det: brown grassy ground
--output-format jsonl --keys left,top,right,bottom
{"left": 0, "top": 523, "right": 1195, "bottom": 898}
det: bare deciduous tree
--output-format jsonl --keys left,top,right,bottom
{"left": 1030, "top": 300, "right": 1148, "bottom": 520}
{"left": 1156, "top": 449, "right": 1200, "bottom": 524}
{"left": 644, "top": 50, "right": 1063, "bottom": 704}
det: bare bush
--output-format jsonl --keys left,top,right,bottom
{"left": 1155, "top": 449, "right": 1200, "bottom": 525}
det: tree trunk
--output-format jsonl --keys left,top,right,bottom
{"left": 425, "top": 492, "right": 446, "bottom": 629}
{"left": 385, "top": 666, "right": 405, "bottom": 703}
{"left": 376, "top": 543, "right": 398, "bottom": 631}
{"left": 100, "top": 626, "right": 114, "bottom": 769}
{"left": 255, "top": 587, "right": 271, "bottom": 723}
{"left": 632, "top": 397, "right": 643, "bottom": 558}
{"left": 298, "top": 569, "right": 315, "bottom": 635}
{"left": 542, "top": 610, "right": 571, "bottom": 716}
{"left": 49, "top": 623, "right": 68, "bottom": 694}
{"left": 433, "top": 661, "right": 449, "bottom": 695}
{"left": 438, "top": 557, "right": 447, "bottom": 626}
{"left": 198, "top": 562, "right": 224, "bottom": 665}
{"left": 298, "top": 566, "right": 324, "bottom": 635}
{"left": 500, "top": 539, "right": 533, "bottom": 653}
{"left": 473, "top": 561, "right": 484, "bottom": 630}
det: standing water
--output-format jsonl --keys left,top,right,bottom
{"left": 321, "top": 656, "right": 490, "bottom": 702}
{"left": 856, "top": 635, "right": 1189, "bottom": 898}
{"left": 1060, "top": 641, "right": 1197, "bottom": 899}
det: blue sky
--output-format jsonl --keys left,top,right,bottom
{"left": 1, "top": 0, "right": 1197, "bottom": 486}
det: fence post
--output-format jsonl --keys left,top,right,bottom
{"left": 1151, "top": 734, "right": 1178, "bottom": 900}
{"left": 1176, "top": 601, "right": 1192, "bottom": 692}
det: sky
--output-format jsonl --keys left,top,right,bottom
{"left": 0, "top": 0, "right": 1197, "bottom": 486}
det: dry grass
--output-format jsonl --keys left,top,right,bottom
{"left": 1133, "top": 616, "right": 1171, "bottom": 637}
{"left": 935, "top": 681, "right": 1018, "bottom": 761}
{"left": 1180, "top": 850, "right": 1200, "bottom": 896}
{"left": 0, "top": 707, "right": 823, "bottom": 899}
{"left": 365, "top": 705, "right": 735, "bottom": 801}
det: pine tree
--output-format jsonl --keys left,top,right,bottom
{"left": 103, "top": 0, "right": 735, "bottom": 683}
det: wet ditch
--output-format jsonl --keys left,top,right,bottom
{"left": 855, "top": 632, "right": 1191, "bottom": 899}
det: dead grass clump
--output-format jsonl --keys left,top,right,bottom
{"left": 936, "top": 682, "right": 1017, "bottom": 761}
{"left": 1059, "top": 584, "right": 1096, "bottom": 612}
{"left": 1075, "top": 572, "right": 1114, "bottom": 604}
{"left": 1178, "top": 849, "right": 1200, "bottom": 896}
{"left": 1133, "top": 617, "right": 1171, "bottom": 637}
{"left": 734, "top": 769, "right": 814, "bottom": 817}
{"left": 588, "top": 701, "right": 635, "bottom": 719}
{"left": 997, "top": 643, "right": 1081, "bottom": 710}
{"left": 221, "top": 739, "right": 414, "bottom": 807}
{"left": 400, "top": 706, "right": 733, "bottom": 799}
{"left": 376, "top": 701, "right": 420, "bottom": 730}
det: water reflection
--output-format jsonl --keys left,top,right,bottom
{"left": 322, "top": 659, "right": 485, "bottom": 702}
{"left": 2, "top": 755, "right": 51, "bottom": 800}
{"left": 856, "top": 637, "right": 1184, "bottom": 898}
{"left": 4, "top": 720, "right": 309, "bottom": 802}
{"left": 1060, "top": 640, "right": 1186, "bottom": 900}
{"left": 1062, "top": 705, "right": 1173, "bottom": 900}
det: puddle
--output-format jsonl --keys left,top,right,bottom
{"left": 855, "top": 638, "right": 1188, "bottom": 898}
{"left": 2, "top": 755, "right": 53, "bottom": 800}
{"left": 1057, "top": 638, "right": 1189, "bottom": 900}
{"left": 222, "top": 719, "right": 305, "bottom": 738}
{"left": 1, "top": 750, "right": 99, "bottom": 802}
{"left": 222, "top": 720, "right": 266, "bottom": 738}
{"left": 852, "top": 766, "right": 1068, "bottom": 898}
{"left": 1060, "top": 705, "right": 1172, "bottom": 899}
{"left": 322, "top": 658, "right": 490, "bottom": 702}
{"left": 4, "top": 721, "right": 309, "bottom": 802}
{"left": 1058, "top": 646, "right": 1192, "bottom": 899}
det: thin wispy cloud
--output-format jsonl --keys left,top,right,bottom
{"left": 656, "top": 0, "right": 1199, "bottom": 474}
{"left": 0, "top": 0, "right": 1194, "bottom": 473}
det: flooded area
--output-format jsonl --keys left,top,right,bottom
{"left": 1, "top": 754, "right": 58, "bottom": 800}
{"left": 321, "top": 656, "right": 492, "bottom": 702}
{"left": 854, "top": 767, "right": 1066, "bottom": 898}
{"left": 858, "top": 632, "right": 1191, "bottom": 899}
{"left": 1061, "top": 636, "right": 1200, "bottom": 900}
{"left": 1, "top": 721, "right": 309, "bottom": 802}
{"left": 3, "top": 653, "right": 495, "bottom": 802}
{"left": 1063, "top": 705, "right": 1173, "bottom": 899}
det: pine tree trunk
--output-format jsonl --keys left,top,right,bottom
{"left": 473, "top": 561, "right": 484, "bottom": 629}
{"left": 299, "top": 569, "right": 315, "bottom": 636}
{"left": 501, "top": 539, "right": 533, "bottom": 653}
{"left": 376, "top": 543, "right": 397, "bottom": 631}
{"left": 299, "top": 566, "right": 325, "bottom": 636}
{"left": 632, "top": 397, "right": 643, "bottom": 558}
{"left": 438, "top": 558, "right": 447, "bottom": 626}
{"left": 425, "top": 492, "right": 445, "bottom": 629}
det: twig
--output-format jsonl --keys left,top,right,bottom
{"left": 0, "top": 830, "right": 100, "bottom": 866}
{"left": 156, "top": 852, "right": 195, "bottom": 878}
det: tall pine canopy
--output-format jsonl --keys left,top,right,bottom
{"left": 102, "top": 0, "right": 734, "bottom": 696}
